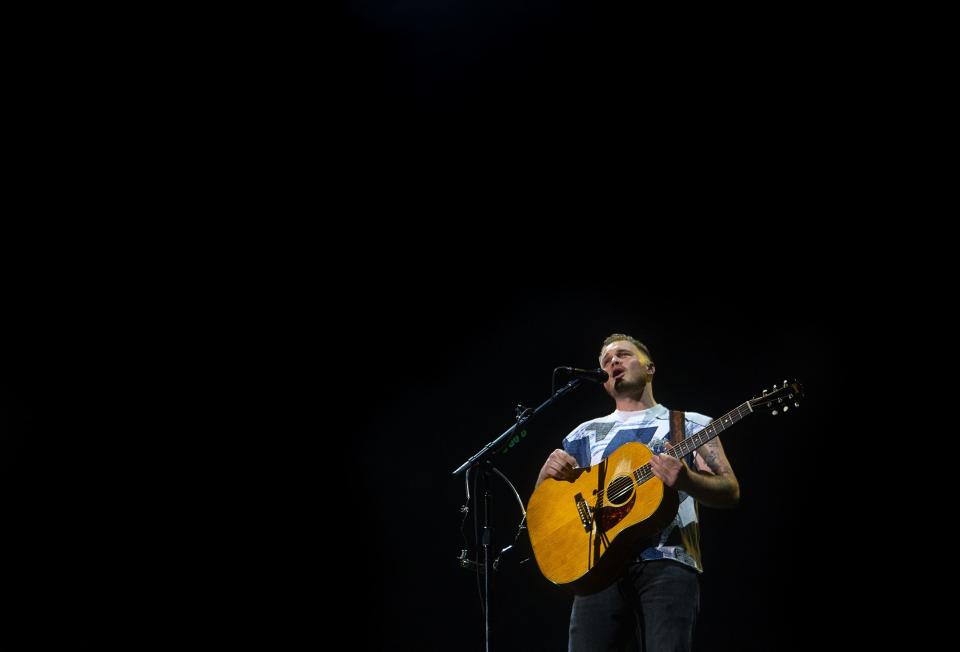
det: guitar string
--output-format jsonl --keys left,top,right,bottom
{"left": 590, "top": 389, "right": 795, "bottom": 502}
{"left": 595, "top": 404, "right": 751, "bottom": 503}
{"left": 600, "top": 425, "right": 715, "bottom": 502}
{"left": 602, "top": 409, "right": 747, "bottom": 502}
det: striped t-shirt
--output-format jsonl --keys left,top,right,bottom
{"left": 562, "top": 403, "right": 712, "bottom": 572}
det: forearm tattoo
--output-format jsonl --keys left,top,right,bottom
{"left": 700, "top": 440, "right": 731, "bottom": 474}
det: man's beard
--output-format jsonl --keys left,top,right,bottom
{"left": 611, "top": 376, "right": 647, "bottom": 397}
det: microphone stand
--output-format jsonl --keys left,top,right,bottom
{"left": 452, "top": 377, "right": 587, "bottom": 652}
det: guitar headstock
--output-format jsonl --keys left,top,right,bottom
{"left": 749, "top": 379, "right": 804, "bottom": 416}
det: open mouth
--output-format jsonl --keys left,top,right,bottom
{"left": 612, "top": 369, "right": 626, "bottom": 380}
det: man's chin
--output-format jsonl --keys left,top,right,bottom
{"left": 612, "top": 379, "right": 642, "bottom": 396}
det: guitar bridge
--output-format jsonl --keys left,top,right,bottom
{"left": 574, "top": 493, "right": 593, "bottom": 532}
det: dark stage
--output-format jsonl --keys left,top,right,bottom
{"left": 343, "top": 279, "right": 846, "bottom": 651}
{"left": 4, "top": 266, "right": 886, "bottom": 649}
{"left": 1, "top": 1, "right": 892, "bottom": 643}
{"left": 340, "top": 2, "right": 860, "bottom": 646}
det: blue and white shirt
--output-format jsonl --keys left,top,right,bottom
{"left": 562, "top": 403, "right": 712, "bottom": 572}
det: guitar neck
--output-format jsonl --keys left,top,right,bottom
{"left": 669, "top": 401, "right": 753, "bottom": 460}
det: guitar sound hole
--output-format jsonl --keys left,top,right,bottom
{"left": 606, "top": 476, "right": 634, "bottom": 506}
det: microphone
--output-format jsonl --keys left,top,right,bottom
{"left": 559, "top": 367, "right": 609, "bottom": 383}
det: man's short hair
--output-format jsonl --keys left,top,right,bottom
{"left": 599, "top": 333, "right": 653, "bottom": 363}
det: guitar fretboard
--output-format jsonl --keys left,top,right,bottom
{"left": 631, "top": 402, "right": 752, "bottom": 487}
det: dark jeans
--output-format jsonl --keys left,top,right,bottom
{"left": 568, "top": 560, "right": 700, "bottom": 652}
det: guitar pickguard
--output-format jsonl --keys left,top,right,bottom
{"left": 594, "top": 489, "right": 636, "bottom": 532}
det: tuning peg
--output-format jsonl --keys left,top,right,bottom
{"left": 794, "top": 401, "right": 800, "bottom": 408}
{"left": 783, "top": 405, "right": 789, "bottom": 412}
{"left": 771, "top": 409, "right": 779, "bottom": 416}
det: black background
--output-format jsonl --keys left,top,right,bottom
{"left": 340, "top": 277, "right": 846, "bottom": 651}
{"left": 333, "top": 3, "right": 870, "bottom": 643}
{"left": 3, "top": 267, "right": 876, "bottom": 649}
{"left": 1, "top": 0, "right": 921, "bottom": 645}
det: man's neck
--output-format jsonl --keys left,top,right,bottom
{"left": 614, "top": 388, "right": 657, "bottom": 412}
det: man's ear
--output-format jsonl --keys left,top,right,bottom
{"left": 646, "top": 362, "right": 656, "bottom": 376}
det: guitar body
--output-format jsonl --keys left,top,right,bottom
{"left": 527, "top": 442, "right": 679, "bottom": 595}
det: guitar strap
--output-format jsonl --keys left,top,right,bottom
{"left": 668, "top": 410, "right": 686, "bottom": 450}
{"left": 669, "top": 410, "right": 703, "bottom": 571}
